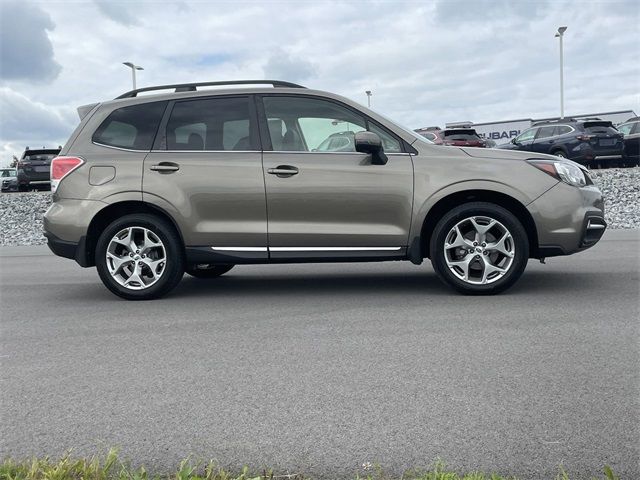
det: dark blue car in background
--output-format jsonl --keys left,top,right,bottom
{"left": 498, "top": 118, "right": 624, "bottom": 167}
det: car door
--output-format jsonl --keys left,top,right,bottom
{"left": 258, "top": 94, "right": 414, "bottom": 260}
{"left": 530, "top": 126, "right": 558, "bottom": 153}
{"left": 143, "top": 95, "right": 268, "bottom": 259}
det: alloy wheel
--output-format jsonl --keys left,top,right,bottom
{"left": 444, "top": 216, "right": 515, "bottom": 285}
{"left": 106, "top": 226, "right": 167, "bottom": 290}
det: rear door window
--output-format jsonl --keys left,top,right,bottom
{"left": 536, "top": 126, "right": 556, "bottom": 139}
{"left": 93, "top": 101, "right": 167, "bottom": 150}
{"left": 165, "top": 96, "right": 254, "bottom": 151}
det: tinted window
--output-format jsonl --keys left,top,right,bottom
{"left": 166, "top": 97, "right": 253, "bottom": 151}
{"left": 556, "top": 125, "right": 573, "bottom": 135}
{"left": 93, "top": 101, "right": 167, "bottom": 150}
{"left": 536, "top": 126, "right": 556, "bottom": 139}
{"left": 583, "top": 122, "right": 618, "bottom": 135}
{"left": 262, "top": 96, "right": 402, "bottom": 153}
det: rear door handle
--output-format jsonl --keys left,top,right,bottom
{"left": 267, "top": 165, "right": 299, "bottom": 177}
{"left": 150, "top": 162, "right": 179, "bottom": 173}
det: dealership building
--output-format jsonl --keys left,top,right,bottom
{"left": 417, "top": 110, "right": 636, "bottom": 145}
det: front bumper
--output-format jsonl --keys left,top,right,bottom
{"left": 528, "top": 181, "right": 606, "bottom": 257}
{"left": 1, "top": 179, "right": 18, "bottom": 192}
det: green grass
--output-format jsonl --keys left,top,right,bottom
{"left": 0, "top": 449, "right": 620, "bottom": 480}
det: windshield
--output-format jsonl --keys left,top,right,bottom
{"left": 1, "top": 169, "right": 17, "bottom": 177}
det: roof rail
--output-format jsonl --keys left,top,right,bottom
{"left": 116, "top": 80, "right": 306, "bottom": 99}
{"left": 532, "top": 117, "right": 577, "bottom": 126}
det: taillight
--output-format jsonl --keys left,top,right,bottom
{"left": 576, "top": 134, "right": 594, "bottom": 142}
{"left": 51, "top": 156, "right": 83, "bottom": 193}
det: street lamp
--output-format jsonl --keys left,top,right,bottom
{"left": 365, "top": 90, "right": 372, "bottom": 108}
{"left": 123, "top": 62, "right": 144, "bottom": 90}
{"left": 555, "top": 26, "right": 567, "bottom": 118}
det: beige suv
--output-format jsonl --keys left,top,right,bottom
{"left": 44, "top": 80, "right": 606, "bottom": 300}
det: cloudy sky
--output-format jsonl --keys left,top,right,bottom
{"left": 1, "top": 0, "right": 638, "bottom": 165}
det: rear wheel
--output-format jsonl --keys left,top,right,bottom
{"left": 429, "top": 202, "right": 529, "bottom": 295}
{"left": 552, "top": 150, "right": 567, "bottom": 159}
{"left": 95, "top": 214, "right": 184, "bottom": 300}
{"left": 186, "top": 264, "right": 234, "bottom": 278}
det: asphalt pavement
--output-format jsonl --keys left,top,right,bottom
{"left": 1, "top": 229, "right": 638, "bottom": 479}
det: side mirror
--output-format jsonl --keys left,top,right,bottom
{"left": 355, "top": 131, "right": 388, "bottom": 165}
{"left": 511, "top": 137, "right": 518, "bottom": 145}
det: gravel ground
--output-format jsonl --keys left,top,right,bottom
{"left": 1, "top": 167, "right": 638, "bottom": 246}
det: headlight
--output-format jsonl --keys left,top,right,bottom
{"left": 527, "top": 159, "right": 586, "bottom": 187}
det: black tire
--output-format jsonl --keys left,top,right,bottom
{"left": 186, "top": 264, "right": 234, "bottom": 279}
{"left": 429, "top": 202, "right": 529, "bottom": 295}
{"left": 95, "top": 213, "right": 184, "bottom": 300}
{"left": 552, "top": 149, "right": 567, "bottom": 159}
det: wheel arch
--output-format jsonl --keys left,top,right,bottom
{"left": 80, "top": 201, "right": 185, "bottom": 267}
{"left": 416, "top": 189, "right": 539, "bottom": 261}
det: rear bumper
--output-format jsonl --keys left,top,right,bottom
{"left": 18, "top": 172, "right": 50, "bottom": 186}
{"left": 43, "top": 231, "right": 91, "bottom": 266}
{"left": 528, "top": 182, "right": 606, "bottom": 257}
{"left": 43, "top": 198, "right": 106, "bottom": 267}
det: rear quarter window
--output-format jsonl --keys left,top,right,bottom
{"left": 93, "top": 101, "right": 167, "bottom": 150}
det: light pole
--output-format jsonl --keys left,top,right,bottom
{"left": 365, "top": 90, "right": 372, "bottom": 108}
{"left": 555, "top": 26, "right": 567, "bottom": 118}
{"left": 123, "top": 62, "right": 144, "bottom": 90}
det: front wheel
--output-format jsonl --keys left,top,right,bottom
{"left": 95, "top": 214, "right": 185, "bottom": 300}
{"left": 429, "top": 202, "right": 529, "bottom": 295}
{"left": 186, "top": 264, "right": 234, "bottom": 278}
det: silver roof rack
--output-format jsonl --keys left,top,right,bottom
{"left": 116, "top": 80, "right": 306, "bottom": 99}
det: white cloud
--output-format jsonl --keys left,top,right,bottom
{"left": 0, "top": 1, "right": 61, "bottom": 83}
{"left": 0, "top": 0, "right": 638, "bottom": 166}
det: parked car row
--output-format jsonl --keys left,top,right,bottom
{"left": 416, "top": 118, "right": 639, "bottom": 168}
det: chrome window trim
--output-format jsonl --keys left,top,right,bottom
{"left": 92, "top": 141, "right": 150, "bottom": 153}
{"left": 147, "top": 150, "right": 411, "bottom": 156}
{"left": 266, "top": 151, "right": 412, "bottom": 156}
{"left": 151, "top": 150, "right": 259, "bottom": 153}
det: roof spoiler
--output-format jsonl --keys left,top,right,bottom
{"left": 77, "top": 103, "right": 99, "bottom": 120}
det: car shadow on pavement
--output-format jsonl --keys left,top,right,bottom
{"left": 173, "top": 270, "right": 451, "bottom": 298}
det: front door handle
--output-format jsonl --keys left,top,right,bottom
{"left": 267, "top": 165, "right": 299, "bottom": 177}
{"left": 150, "top": 162, "right": 179, "bottom": 173}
